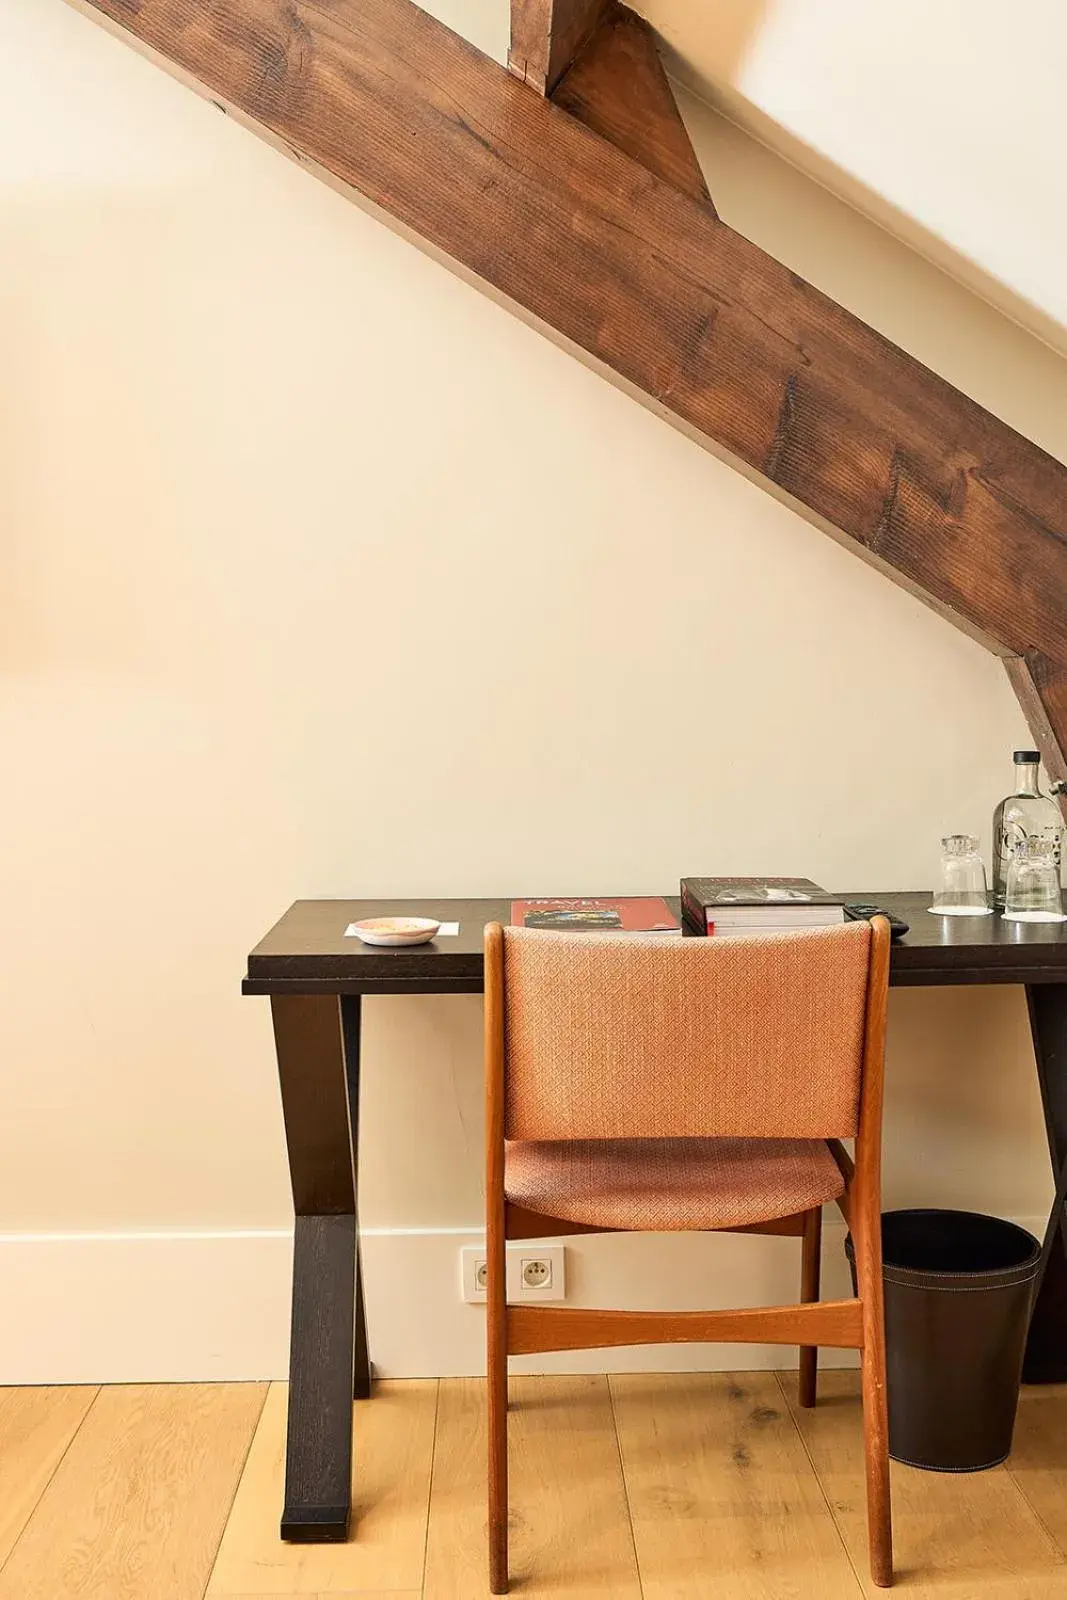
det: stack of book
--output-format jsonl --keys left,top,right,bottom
{"left": 680, "top": 877, "right": 845, "bottom": 937}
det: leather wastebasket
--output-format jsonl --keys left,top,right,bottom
{"left": 846, "top": 1209, "right": 1041, "bottom": 1471}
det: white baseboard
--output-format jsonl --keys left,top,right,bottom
{"left": 0, "top": 1216, "right": 1048, "bottom": 1384}
{"left": 0, "top": 1229, "right": 294, "bottom": 1384}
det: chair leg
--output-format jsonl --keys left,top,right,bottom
{"left": 854, "top": 1211, "right": 893, "bottom": 1587}
{"left": 487, "top": 1252, "right": 509, "bottom": 1593}
{"left": 798, "top": 1206, "right": 822, "bottom": 1408}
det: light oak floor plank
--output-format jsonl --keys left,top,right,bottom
{"left": 424, "top": 1374, "right": 641, "bottom": 1598}
{"left": 612, "top": 1371, "right": 862, "bottom": 1599}
{"left": 0, "top": 1385, "right": 98, "bottom": 1570}
{"left": 0, "top": 1382, "right": 266, "bottom": 1600}
{"left": 16, "top": 1374, "right": 1067, "bottom": 1598}
{"left": 1005, "top": 1383, "right": 1067, "bottom": 1555}
{"left": 208, "top": 1381, "right": 437, "bottom": 1596}
{"left": 781, "top": 1370, "right": 1066, "bottom": 1596}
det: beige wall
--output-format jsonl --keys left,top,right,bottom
{"left": 637, "top": 0, "right": 1067, "bottom": 353}
{"left": 2, "top": 0, "right": 1064, "bottom": 1372}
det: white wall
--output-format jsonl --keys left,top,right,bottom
{"left": 0, "top": 0, "right": 1063, "bottom": 1379}
{"left": 638, "top": 0, "right": 1067, "bottom": 353}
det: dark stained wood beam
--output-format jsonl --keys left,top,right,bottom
{"left": 1005, "top": 655, "right": 1067, "bottom": 805}
{"left": 75, "top": 0, "right": 1067, "bottom": 768}
{"left": 551, "top": 4, "right": 714, "bottom": 211}
{"left": 509, "top": 0, "right": 611, "bottom": 94}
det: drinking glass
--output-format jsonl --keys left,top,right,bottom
{"left": 930, "top": 834, "right": 992, "bottom": 915}
{"left": 1003, "top": 837, "right": 1066, "bottom": 923}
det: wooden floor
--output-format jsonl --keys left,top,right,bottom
{"left": 3, "top": 1372, "right": 1067, "bottom": 1597}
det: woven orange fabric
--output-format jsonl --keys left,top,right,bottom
{"left": 505, "top": 1136, "right": 845, "bottom": 1230}
{"left": 502, "top": 921, "right": 871, "bottom": 1141}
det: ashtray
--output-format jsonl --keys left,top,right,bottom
{"left": 349, "top": 916, "right": 441, "bottom": 946}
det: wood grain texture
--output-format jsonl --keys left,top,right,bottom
{"left": 1008, "top": 1384, "right": 1067, "bottom": 1556}
{"left": 270, "top": 995, "right": 354, "bottom": 1216}
{"left": 851, "top": 914, "right": 892, "bottom": 1586}
{"left": 783, "top": 1371, "right": 1064, "bottom": 1597}
{"left": 509, "top": 0, "right": 611, "bottom": 93}
{"left": 282, "top": 1214, "right": 356, "bottom": 1540}
{"left": 0, "top": 1385, "right": 98, "bottom": 1568}
{"left": 424, "top": 1375, "right": 641, "bottom": 1598}
{"left": 612, "top": 1371, "right": 862, "bottom": 1598}
{"left": 551, "top": 4, "right": 712, "bottom": 208}
{"left": 0, "top": 1384, "right": 265, "bottom": 1600}
{"left": 341, "top": 997, "right": 371, "bottom": 1402}
{"left": 79, "top": 0, "right": 1067, "bottom": 766}
{"left": 17, "top": 1377, "right": 1067, "bottom": 1597}
{"left": 1005, "top": 655, "right": 1067, "bottom": 798}
{"left": 271, "top": 992, "right": 359, "bottom": 1539}
{"left": 508, "top": 1298, "right": 863, "bottom": 1355}
{"left": 246, "top": 894, "right": 1067, "bottom": 994}
{"left": 798, "top": 1207, "right": 822, "bottom": 1409}
{"left": 484, "top": 923, "right": 509, "bottom": 1593}
{"left": 207, "top": 1381, "right": 437, "bottom": 1595}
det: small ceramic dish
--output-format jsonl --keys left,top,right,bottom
{"left": 350, "top": 916, "right": 441, "bottom": 946}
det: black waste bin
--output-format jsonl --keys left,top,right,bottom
{"left": 846, "top": 1209, "right": 1041, "bottom": 1471}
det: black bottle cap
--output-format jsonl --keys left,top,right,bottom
{"left": 1014, "top": 750, "right": 1040, "bottom": 763}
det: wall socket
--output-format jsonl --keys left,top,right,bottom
{"left": 460, "top": 1243, "right": 566, "bottom": 1304}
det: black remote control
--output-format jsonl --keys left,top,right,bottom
{"left": 844, "top": 903, "right": 910, "bottom": 938}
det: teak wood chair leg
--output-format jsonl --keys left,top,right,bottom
{"left": 487, "top": 1273, "right": 508, "bottom": 1593}
{"left": 853, "top": 1206, "right": 893, "bottom": 1587}
{"left": 798, "top": 1206, "right": 822, "bottom": 1408}
{"left": 485, "top": 924, "right": 509, "bottom": 1594}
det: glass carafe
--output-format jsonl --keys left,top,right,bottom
{"left": 992, "top": 751, "right": 1063, "bottom": 908}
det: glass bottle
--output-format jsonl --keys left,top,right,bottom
{"left": 992, "top": 751, "right": 1063, "bottom": 909}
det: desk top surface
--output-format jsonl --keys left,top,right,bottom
{"left": 244, "top": 892, "right": 1067, "bottom": 995}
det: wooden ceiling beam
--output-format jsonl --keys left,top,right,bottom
{"left": 551, "top": 4, "right": 714, "bottom": 211}
{"left": 75, "top": 0, "right": 1067, "bottom": 783}
{"left": 1005, "top": 656, "right": 1067, "bottom": 790}
{"left": 509, "top": 0, "right": 611, "bottom": 95}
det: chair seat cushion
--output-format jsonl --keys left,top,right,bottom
{"left": 504, "top": 1135, "right": 845, "bottom": 1231}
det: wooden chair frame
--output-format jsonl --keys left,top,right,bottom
{"left": 485, "top": 916, "right": 893, "bottom": 1592}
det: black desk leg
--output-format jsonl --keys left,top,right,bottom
{"left": 355, "top": 1240, "right": 370, "bottom": 1401}
{"left": 1024, "top": 984, "right": 1067, "bottom": 1383}
{"left": 272, "top": 995, "right": 362, "bottom": 1540}
{"left": 342, "top": 997, "right": 372, "bottom": 1401}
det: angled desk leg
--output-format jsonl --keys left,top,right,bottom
{"left": 272, "top": 994, "right": 368, "bottom": 1541}
{"left": 1024, "top": 984, "right": 1067, "bottom": 1383}
{"left": 343, "top": 997, "right": 372, "bottom": 1401}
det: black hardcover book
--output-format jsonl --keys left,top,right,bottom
{"left": 680, "top": 877, "right": 845, "bottom": 934}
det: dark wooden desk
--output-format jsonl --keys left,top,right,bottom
{"left": 245, "top": 890, "right": 1067, "bottom": 1541}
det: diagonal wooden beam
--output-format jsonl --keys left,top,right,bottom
{"left": 550, "top": 4, "right": 713, "bottom": 209}
{"left": 509, "top": 0, "right": 610, "bottom": 94}
{"left": 1005, "top": 655, "right": 1067, "bottom": 799}
{"left": 74, "top": 0, "right": 1067, "bottom": 770}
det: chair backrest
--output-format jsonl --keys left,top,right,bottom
{"left": 498, "top": 920, "right": 874, "bottom": 1141}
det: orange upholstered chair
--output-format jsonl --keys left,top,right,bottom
{"left": 485, "top": 916, "right": 892, "bottom": 1592}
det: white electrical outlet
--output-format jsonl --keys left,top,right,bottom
{"left": 461, "top": 1247, "right": 489, "bottom": 1303}
{"left": 460, "top": 1243, "right": 566, "bottom": 1304}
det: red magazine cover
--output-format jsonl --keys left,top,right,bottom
{"left": 510, "top": 897, "right": 680, "bottom": 933}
